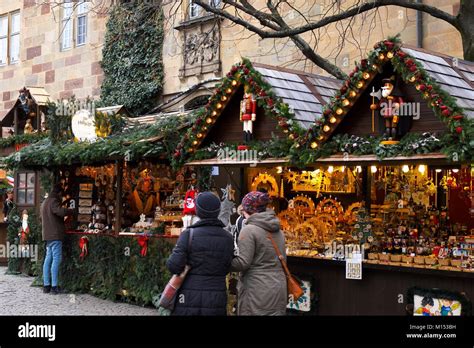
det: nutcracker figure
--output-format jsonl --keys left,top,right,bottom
{"left": 370, "top": 77, "right": 405, "bottom": 144}
{"left": 240, "top": 86, "right": 257, "bottom": 144}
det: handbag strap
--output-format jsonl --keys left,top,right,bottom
{"left": 267, "top": 233, "right": 291, "bottom": 279}
{"left": 187, "top": 228, "right": 194, "bottom": 253}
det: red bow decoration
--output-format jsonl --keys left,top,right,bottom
{"left": 138, "top": 235, "right": 149, "bottom": 257}
{"left": 79, "top": 236, "right": 89, "bottom": 260}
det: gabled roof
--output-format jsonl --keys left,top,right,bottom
{"left": 299, "top": 37, "right": 473, "bottom": 162}
{"left": 253, "top": 63, "right": 341, "bottom": 129}
{"left": 402, "top": 46, "right": 474, "bottom": 118}
{"left": 1, "top": 86, "right": 51, "bottom": 128}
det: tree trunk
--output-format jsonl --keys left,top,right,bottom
{"left": 458, "top": 0, "right": 474, "bottom": 62}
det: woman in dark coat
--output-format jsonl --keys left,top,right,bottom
{"left": 166, "top": 191, "right": 234, "bottom": 315}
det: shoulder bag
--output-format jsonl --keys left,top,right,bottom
{"left": 158, "top": 228, "right": 194, "bottom": 311}
{"left": 267, "top": 232, "right": 304, "bottom": 301}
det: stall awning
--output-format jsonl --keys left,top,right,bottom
{"left": 185, "top": 157, "right": 289, "bottom": 167}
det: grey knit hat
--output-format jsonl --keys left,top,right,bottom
{"left": 195, "top": 192, "right": 221, "bottom": 219}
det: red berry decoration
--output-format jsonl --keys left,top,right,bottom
{"left": 442, "top": 109, "right": 451, "bottom": 117}
{"left": 418, "top": 84, "right": 426, "bottom": 91}
{"left": 259, "top": 90, "right": 266, "bottom": 97}
{"left": 243, "top": 68, "right": 250, "bottom": 75}
{"left": 452, "top": 115, "right": 464, "bottom": 120}
{"left": 426, "top": 85, "right": 432, "bottom": 91}
{"left": 397, "top": 51, "right": 407, "bottom": 58}
{"left": 340, "top": 86, "right": 347, "bottom": 94}
{"left": 324, "top": 109, "right": 331, "bottom": 116}
{"left": 349, "top": 72, "right": 354, "bottom": 78}
{"left": 384, "top": 40, "right": 394, "bottom": 50}
{"left": 409, "top": 65, "right": 417, "bottom": 72}
{"left": 361, "top": 59, "right": 368, "bottom": 68}
{"left": 405, "top": 59, "right": 414, "bottom": 66}
{"left": 455, "top": 127, "right": 463, "bottom": 134}
{"left": 440, "top": 105, "right": 447, "bottom": 110}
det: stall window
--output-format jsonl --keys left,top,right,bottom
{"left": 16, "top": 172, "right": 35, "bottom": 205}
{"left": 0, "top": 10, "right": 20, "bottom": 66}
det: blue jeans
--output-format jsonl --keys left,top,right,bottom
{"left": 43, "top": 240, "right": 62, "bottom": 287}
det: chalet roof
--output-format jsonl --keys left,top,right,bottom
{"left": 253, "top": 63, "right": 342, "bottom": 129}
{"left": 402, "top": 46, "right": 474, "bottom": 119}
{"left": 96, "top": 105, "right": 130, "bottom": 117}
{"left": 25, "top": 86, "right": 51, "bottom": 106}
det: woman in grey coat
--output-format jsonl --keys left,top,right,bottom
{"left": 231, "top": 191, "right": 287, "bottom": 315}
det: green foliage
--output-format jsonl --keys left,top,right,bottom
{"left": 55, "top": 234, "right": 173, "bottom": 305}
{"left": 101, "top": 4, "right": 164, "bottom": 116}
{"left": 3, "top": 114, "right": 192, "bottom": 170}
{"left": 0, "top": 132, "right": 47, "bottom": 149}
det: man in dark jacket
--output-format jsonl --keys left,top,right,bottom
{"left": 41, "top": 184, "right": 73, "bottom": 294}
{"left": 166, "top": 191, "right": 234, "bottom": 315}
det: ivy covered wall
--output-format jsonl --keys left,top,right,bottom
{"left": 100, "top": 3, "right": 164, "bottom": 116}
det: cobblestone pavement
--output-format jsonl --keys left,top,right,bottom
{"left": 0, "top": 267, "right": 158, "bottom": 316}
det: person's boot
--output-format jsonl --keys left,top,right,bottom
{"left": 51, "top": 286, "right": 60, "bottom": 295}
{"left": 43, "top": 285, "right": 51, "bottom": 294}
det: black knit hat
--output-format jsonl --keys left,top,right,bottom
{"left": 195, "top": 192, "right": 221, "bottom": 219}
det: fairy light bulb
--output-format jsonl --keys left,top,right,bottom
{"left": 336, "top": 108, "right": 344, "bottom": 115}
{"left": 231, "top": 80, "right": 237, "bottom": 86}
{"left": 311, "top": 142, "right": 318, "bottom": 149}
{"left": 323, "top": 125, "right": 330, "bottom": 132}
{"left": 328, "top": 166, "right": 334, "bottom": 174}
{"left": 212, "top": 111, "right": 217, "bottom": 116}
{"left": 363, "top": 72, "right": 370, "bottom": 80}
{"left": 206, "top": 117, "right": 212, "bottom": 124}
{"left": 226, "top": 88, "right": 232, "bottom": 94}
{"left": 349, "top": 90, "right": 357, "bottom": 98}
{"left": 402, "top": 165, "right": 409, "bottom": 173}
{"left": 418, "top": 165, "right": 426, "bottom": 174}
{"left": 357, "top": 81, "right": 364, "bottom": 88}
{"left": 386, "top": 51, "right": 394, "bottom": 59}
{"left": 329, "top": 116, "right": 337, "bottom": 124}
{"left": 379, "top": 53, "right": 385, "bottom": 60}
{"left": 371, "top": 165, "right": 377, "bottom": 173}
{"left": 435, "top": 169, "right": 442, "bottom": 173}
{"left": 356, "top": 166, "right": 362, "bottom": 173}
{"left": 221, "top": 96, "right": 228, "bottom": 101}
{"left": 216, "top": 103, "right": 223, "bottom": 109}
{"left": 342, "top": 99, "right": 350, "bottom": 106}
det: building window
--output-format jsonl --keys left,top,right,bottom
{"left": 16, "top": 172, "right": 35, "bottom": 205}
{"left": 209, "top": 0, "right": 221, "bottom": 8}
{"left": 77, "top": 2, "right": 88, "bottom": 46}
{"left": 189, "top": 1, "right": 200, "bottom": 19}
{"left": 60, "top": 1, "right": 88, "bottom": 51}
{"left": 0, "top": 10, "right": 20, "bottom": 66}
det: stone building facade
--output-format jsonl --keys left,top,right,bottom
{"left": 0, "top": 0, "right": 463, "bottom": 118}
{"left": 0, "top": 0, "right": 107, "bottom": 119}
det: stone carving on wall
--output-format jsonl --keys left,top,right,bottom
{"left": 179, "top": 21, "right": 221, "bottom": 78}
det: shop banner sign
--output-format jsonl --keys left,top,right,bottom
{"left": 287, "top": 280, "right": 311, "bottom": 312}
{"left": 346, "top": 253, "right": 362, "bottom": 280}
